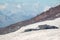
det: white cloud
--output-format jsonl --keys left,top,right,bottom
{"left": 43, "top": 6, "right": 51, "bottom": 11}
{"left": 0, "top": 5, "right": 6, "bottom": 10}
{"left": 16, "top": 4, "right": 22, "bottom": 9}
{"left": 0, "top": 3, "right": 8, "bottom": 10}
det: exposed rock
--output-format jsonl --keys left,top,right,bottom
{"left": 38, "top": 24, "right": 58, "bottom": 29}
{"left": 24, "top": 24, "right": 58, "bottom": 32}
{"left": 24, "top": 29, "right": 40, "bottom": 32}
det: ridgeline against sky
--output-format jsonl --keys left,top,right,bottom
{"left": 0, "top": 5, "right": 60, "bottom": 35}
{"left": 0, "top": 0, "right": 60, "bottom": 28}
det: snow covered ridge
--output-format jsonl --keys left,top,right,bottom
{"left": 0, "top": 5, "right": 60, "bottom": 35}
{"left": 20, "top": 18, "right": 60, "bottom": 32}
{"left": 0, "top": 18, "right": 60, "bottom": 40}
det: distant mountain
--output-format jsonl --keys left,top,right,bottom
{"left": 0, "top": 5, "right": 60, "bottom": 35}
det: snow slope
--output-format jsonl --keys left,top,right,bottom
{"left": 0, "top": 18, "right": 60, "bottom": 40}
{"left": 20, "top": 18, "right": 60, "bottom": 32}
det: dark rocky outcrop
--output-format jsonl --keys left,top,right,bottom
{"left": 0, "top": 5, "right": 60, "bottom": 35}
{"left": 24, "top": 24, "right": 58, "bottom": 32}
{"left": 38, "top": 24, "right": 58, "bottom": 29}
{"left": 24, "top": 29, "right": 40, "bottom": 32}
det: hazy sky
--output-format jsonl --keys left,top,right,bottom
{"left": 0, "top": 0, "right": 60, "bottom": 28}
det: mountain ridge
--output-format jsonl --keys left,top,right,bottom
{"left": 0, "top": 5, "right": 60, "bottom": 35}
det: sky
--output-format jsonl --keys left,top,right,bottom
{"left": 0, "top": 0, "right": 60, "bottom": 28}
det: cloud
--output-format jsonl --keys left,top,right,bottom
{"left": 43, "top": 6, "right": 51, "bottom": 11}
{"left": 16, "top": 4, "right": 22, "bottom": 9}
{"left": 0, "top": 4, "right": 6, "bottom": 10}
